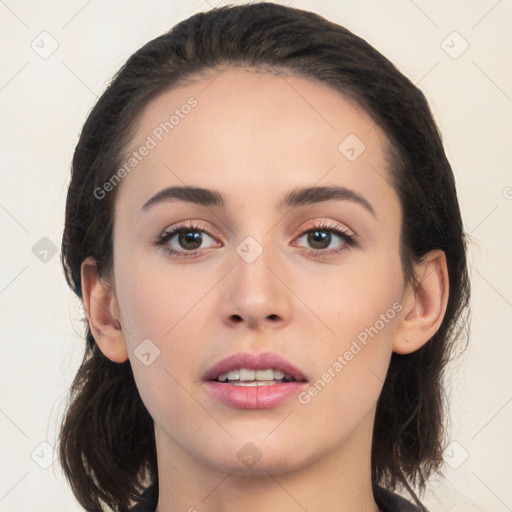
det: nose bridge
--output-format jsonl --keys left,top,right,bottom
{"left": 219, "top": 231, "right": 291, "bottom": 328}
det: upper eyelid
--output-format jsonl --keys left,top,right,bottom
{"left": 300, "top": 219, "right": 355, "bottom": 237}
{"left": 162, "top": 220, "right": 351, "bottom": 234}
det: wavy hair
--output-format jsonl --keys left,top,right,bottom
{"left": 58, "top": 3, "right": 470, "bottom": 510}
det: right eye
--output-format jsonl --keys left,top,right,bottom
{"left": 153, "top": 221, "right": 222, "bottom": 258}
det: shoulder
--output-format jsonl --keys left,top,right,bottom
{"left": 374, "top": 485, "right": 429, "bottom": 512}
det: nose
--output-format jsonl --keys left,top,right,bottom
{"left": 218, "top": 240, "right": 292, "bottom": 331}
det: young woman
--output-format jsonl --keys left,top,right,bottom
{"left": 58, "top": 3, "right": 470, "bottom": 511}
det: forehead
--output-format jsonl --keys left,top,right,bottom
{"left": 116, "top": 67, "right": 397, "bottom": 219}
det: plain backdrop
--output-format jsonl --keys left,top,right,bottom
{"left": 0, "top": 1, "right": 511, "bottom": 511}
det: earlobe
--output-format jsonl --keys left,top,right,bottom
{"left": 80, "top": 256, "right": 129, "bottom": 363}
{"left": 393, "top": 250, "right": 449, "bottom": 355}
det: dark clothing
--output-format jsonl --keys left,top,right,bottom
{"left": 130, "top": 482, "right": 428, "bottom": 511}
{"left": 374, "top": 486, "right": 428, "bottom": 511}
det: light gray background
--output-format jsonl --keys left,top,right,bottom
{"left": 0, "top": 1, "right": 510, "bottom": 510}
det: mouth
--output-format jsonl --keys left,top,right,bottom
{"left": 202, "top": 352, "right": 308, "bottom": 409}
{"left": 216, "top": 368, "right": 299, "bottom": 386}
{"left": 203, "top": 351, "right": 308, "bottom": 385}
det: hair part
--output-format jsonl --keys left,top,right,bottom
{"left": 59, "top": 3, "right": 470, "bottom": 510}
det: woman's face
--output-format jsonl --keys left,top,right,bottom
{"left": 111, "top": 68, "right": 406, "bottom": 475}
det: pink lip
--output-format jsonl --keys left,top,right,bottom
{"left": 202, "top": 352, "right": 309, "bottom": 410}
{"left": 203, "top": 381, "right": 308, "bottom": 409}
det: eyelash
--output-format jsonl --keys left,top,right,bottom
{"left": 153, "top": 220, "right": 357, "bottom": 259}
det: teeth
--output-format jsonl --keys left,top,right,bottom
{"left": 227, "top": 370, "right": 240, "bottom": 380}
{"left": 239, "top": 368, "right": 256, "bottom": 381}
{"left": 255, "top": 369, "right": 273, "bottom": 380}
{"left": 216, "top": 368, "right": 296, "bottom": 383}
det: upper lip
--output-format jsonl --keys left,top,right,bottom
{"left": 203, "top": 352, "right": 308, "bottom": 382}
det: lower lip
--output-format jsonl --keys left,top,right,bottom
{"left": 203, "top": 381, "right": 308, "bottom": 409}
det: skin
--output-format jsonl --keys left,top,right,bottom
{"left": 81, "top": 67, "right": 449, "bottom": 512}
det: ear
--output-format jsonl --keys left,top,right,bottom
{"left": 80, "top": 256, "right": 129, "bottom": 363}
{"left": 393, "top": 249, "right": 449, "bottom": 355}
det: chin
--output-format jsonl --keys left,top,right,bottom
{"left": 211, "top": 457, "right": 307, "bottom": 477}
{"left": 199, "top": 440, "right": 313, "bottom": 476}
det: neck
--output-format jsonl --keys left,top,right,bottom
{"left": 154, "top": 411, "right": 380, "bottom": 512}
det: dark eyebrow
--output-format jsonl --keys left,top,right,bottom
{"left": 142, "top": 186, "right": 225, "bottom": 212}
{"left": 141, "top": 185, "right": 375, "bottom": 216}
{"left": 277, "top": 185, "right": 375, "bottom": 216}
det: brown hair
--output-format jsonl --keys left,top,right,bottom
{"left": 58, "top": 3, "right": 470, "bottom": 510}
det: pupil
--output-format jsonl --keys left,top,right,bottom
{"left": 309, "top": 230, "right": 330, "bottom": 249}
{"left": 179, "top": 231, "right": 202, "bottom": 250}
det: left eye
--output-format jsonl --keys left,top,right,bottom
{"left": 294, "top": 226, "right": 354, "bottom": 254}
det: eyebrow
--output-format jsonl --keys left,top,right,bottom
{"left": 141, "top": 185, "right": 375, "bottom": 216}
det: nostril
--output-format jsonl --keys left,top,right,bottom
{"left": 229, "top": 314, "right": 279, "bottom": 323}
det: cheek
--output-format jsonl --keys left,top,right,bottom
{"left": 294, "top": 255, "right": 402, "bottom": 413}
{"left": 301, "top": 252, "right": 403, "bottom": 346}
{"left": 113, "top": 251, "right": 215, "bottom": 412}
{"left": 114, "top": 247, "right": 213, "bottom": 343}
